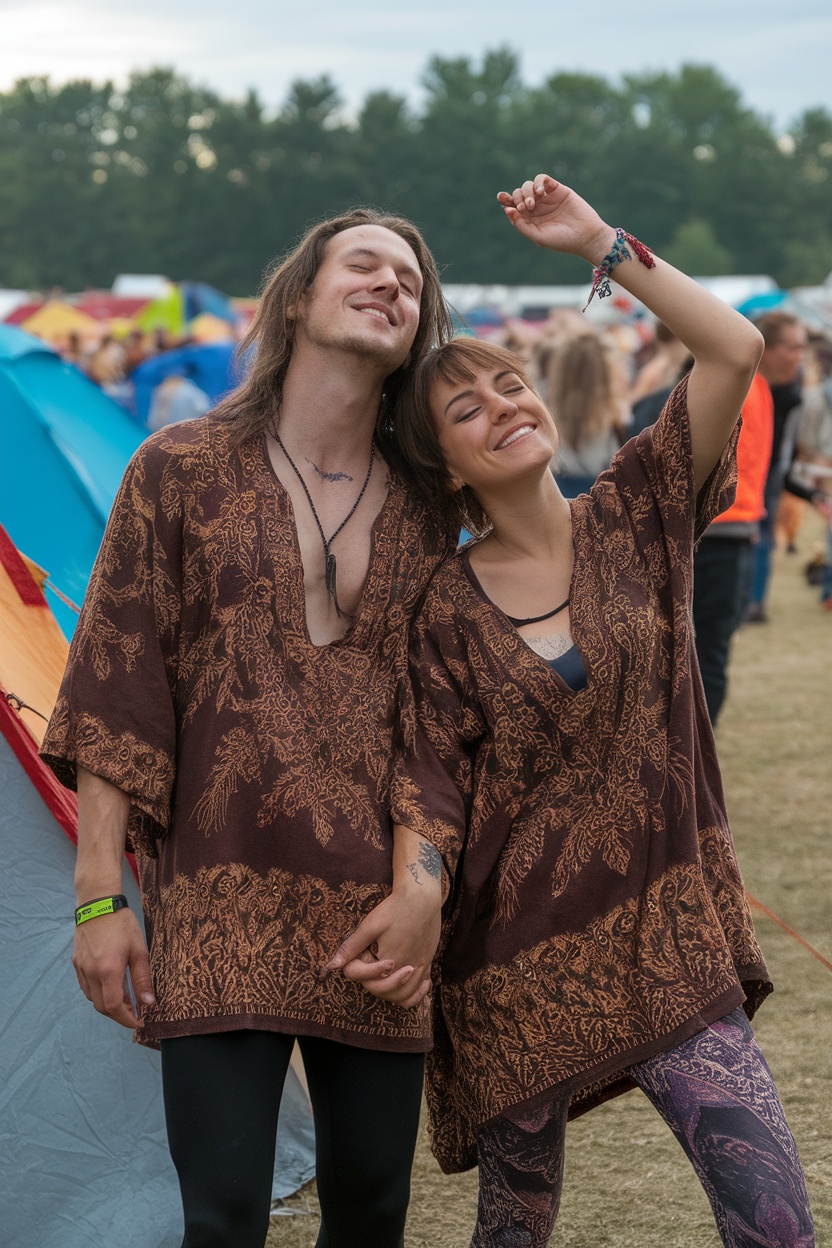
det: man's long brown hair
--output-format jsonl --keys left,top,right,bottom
{"left": 214, "top": 208, "right": 452, "bottom": 461}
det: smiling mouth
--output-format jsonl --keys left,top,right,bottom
{"left": 357, "top": 306, "right": 393, "bottom": 326}
{"left": 495, "top": 424, "right": 536, "bottom": 450}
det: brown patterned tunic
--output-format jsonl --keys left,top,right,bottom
{"left": 390, "top": 381, "right": 771, "bottom": 1172}
{"left": 41, "top": 417, "right": 452, "bottom": 1050}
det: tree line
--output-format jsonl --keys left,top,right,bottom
{"left": 1, "top": 50, "right": 830, "bottom": 295}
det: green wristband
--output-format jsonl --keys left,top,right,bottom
{"left": 75, "top": 895, "right": 129, "bottom": 925}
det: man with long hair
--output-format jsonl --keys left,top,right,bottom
{"left": 41, "top": 209, "right": 454, "bottom": 1248}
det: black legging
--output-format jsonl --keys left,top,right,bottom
{"left": 161, "top": 1030, "right": 425, "bottom": 1248}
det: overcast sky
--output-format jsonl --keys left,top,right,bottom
{"left": 1, "top": 0, "right": 830, "bottom": 129}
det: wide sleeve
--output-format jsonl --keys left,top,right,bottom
{"left": 625, "top": 374, "right": 740, "bottom": 544}
{"left": 390, "top": 584, "right": 486, "bottom": 890}
{"left": 40, "top": 435, "right": 183, "bottom": 855}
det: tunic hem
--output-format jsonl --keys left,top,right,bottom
{"left": 137, "top": 1009, "right": 433, "bottom": 1054}
{"left": 433, "top": 977, "right": 758, "bottom": 1174}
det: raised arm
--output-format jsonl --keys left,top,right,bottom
{"left": 73, "top": 767, "right": 156, "bottom": 1028}
{"left": 498, "top": 175, "right": 764, "bottom": 490}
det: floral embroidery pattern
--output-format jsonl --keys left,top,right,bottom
{"left": 428, "top": 864, "right": 740, "bottom": 1173}
{"left": 392, "top": 382, "right": 771, "bottom": 1172}
{"left": 141, "top": 862, "right": 431, "bottom": 1043}
{"left": 42, "top": 417, "right": 452, "bottom": 1048}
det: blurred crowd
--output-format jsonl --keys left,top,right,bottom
{"left": 57, "top": 326, "right": 240, "bottom": 432}
{"left": 64, "top": 326, "right": 173, "bottom": 393}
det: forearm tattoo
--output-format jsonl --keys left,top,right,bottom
{"left": 418, "top": 842, "right": 442, "bottom": 879}
{"left": 404, "top": 842, "right": 442, "bottom": 885}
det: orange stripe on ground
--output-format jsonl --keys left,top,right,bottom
{"left": 746, "top": 891, "right": 832, "bottom": 974}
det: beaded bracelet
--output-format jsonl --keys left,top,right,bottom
{"left": 583, "top": 228, "right": 656, "bottom": 311}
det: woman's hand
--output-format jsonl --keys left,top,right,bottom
{"left": 326, "top": 884, "right": 441, "bottom": 1008}
{"left": 498, "top": 171, "right": 764, "bottom": 487}
{"left": 497, "top": 174, "right": 614, "bottom": 264}
{"left": 325, "top": 825, "right": 444, "bottom": 1008}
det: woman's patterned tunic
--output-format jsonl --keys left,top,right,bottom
{"left": 391, "top": 381, "right": 771, "bottom": 1172}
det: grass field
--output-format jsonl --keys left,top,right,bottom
{"left": 268, "top": 515, "right": 832, "bottom": 1248}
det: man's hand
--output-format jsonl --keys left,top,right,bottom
{"left": 73, "top": 907, "right": 155, "bottom": 1029}
{"left": 497, "top": 173, "right": 614, "bottom": 264}
{"left": 73, "top": 768, "right": 155, "bottom": 1028}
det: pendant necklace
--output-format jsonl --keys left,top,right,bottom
{"left": 274, "top": 431, "right": 376, "bottom": 618}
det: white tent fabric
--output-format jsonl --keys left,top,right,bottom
{"left": 0, "top": 734, "right": 315, "bottom": 1247}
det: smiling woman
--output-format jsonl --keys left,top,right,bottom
{"left": 335, "top": 173, "right": 816, "bottom": 1246}
{"left": 395, "top": 337, "right": 549, "bottom": 538}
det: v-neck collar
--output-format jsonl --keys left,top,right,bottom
{"left": 257, "top": 432, "right": 403, "bottom": 651}
{"left": 457, "top": 497, "right": 590, "bottom": 695}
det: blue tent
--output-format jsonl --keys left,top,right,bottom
{"left": 0, "top": 725, "right": 317, "bottom": 1245}
{"left": 132, "top": 342, "right": 240, "bottom": 427}
{"left": 0, "top": 325, "right": 144, "bottom": 638}
{"left": 181, "top": 280, "right": 236, "bottom": 324}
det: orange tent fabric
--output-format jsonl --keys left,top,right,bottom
{"left": 20, "top": 301, "right": 99, "bottom": 344}
{"left": 0, "top": 524, "right": 79, "bottom": 843}
{"left": 0, "top": 527, "right": 68, "bottom": 747}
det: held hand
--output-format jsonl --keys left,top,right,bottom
{"left": 497, "top": 173, "right": 614, "bottom": 263}
{"left": 325, "top": 887, "right": 442, "bottom": 1008}
{"left": 73, "top": 908, "right": 155, "bottom": 1029}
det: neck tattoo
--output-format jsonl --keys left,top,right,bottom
{"left": 274, "top": 431, "right": 375, "bottom": 619}
{"left": 305, "top": 458, "right": 354, "bottom": 484}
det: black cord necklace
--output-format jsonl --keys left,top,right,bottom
{"left": 505, "top": 595, "right": 570, "bottom": 627}
{"left": 274, "top": 430, "right": 376, "bottom": 619}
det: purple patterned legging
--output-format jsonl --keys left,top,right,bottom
{"left": 472, "top": 1009, "right": 814, "bottom": 1247}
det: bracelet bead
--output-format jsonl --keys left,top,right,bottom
{"left": 583, "top": 227, "right": 656, "bottom": 311}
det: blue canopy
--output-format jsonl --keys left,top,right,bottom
{"left": 736, "top": 290, "right": 788, "bottom": 319}
{"left": 0, "top": 325, "right": 144, "bottom": 637}
{"left": 181, "top": 280, "right": 236, "bottom": 324}
{"left": 132, "top": 341, "right": 240, "bottom": 427}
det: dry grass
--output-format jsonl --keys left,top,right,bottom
{"left": 268, "top": 515, "right": 832, "bottom": 1248}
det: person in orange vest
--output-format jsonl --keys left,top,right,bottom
{"left": 692, "top": 365, "right": 774, "bottom": 722}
